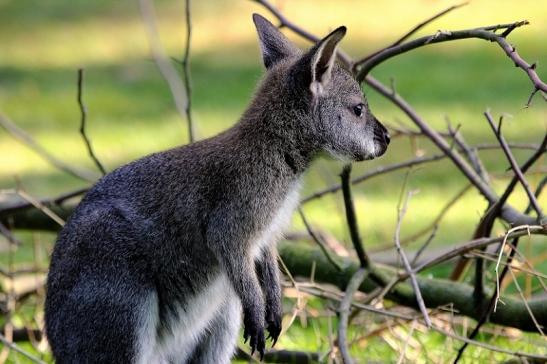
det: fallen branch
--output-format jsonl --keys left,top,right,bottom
{"left": 278, "top": 240, "right": 547, "bottom": 333}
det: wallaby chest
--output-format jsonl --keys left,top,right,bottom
{"left": 250, "top": 180, "right": 301, "bottom": 259}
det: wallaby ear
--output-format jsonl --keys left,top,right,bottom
{"left": 252, "top": 13, "right": 299, "bottom": 69}
{"left": 308, "top": 26, "right": 346, "bottom": 96}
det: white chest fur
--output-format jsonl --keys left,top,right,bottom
{"left": 136, "top": 274, "right": 237, "bottom": 364}
{"left": 251, "top": 181, "right": 301, "bottom": 259}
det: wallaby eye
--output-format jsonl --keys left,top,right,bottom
{"left": 353, "top": 103, "right": 364, "bottom": 117}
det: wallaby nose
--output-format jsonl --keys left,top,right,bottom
{"left": 374, "top": 119, "right": 390, "bottom": 145}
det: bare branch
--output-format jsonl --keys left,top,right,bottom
{"left": 298, "top": 208, "right": 343, "bottom": 271}
{"left": 0, "top": 333, "right": 45, "bottom": 364}
{"left": 402, "top": 183, "right": 472, "bottom": 247}
{"left": 0, "top": 222, "right": 21, "bottom": 246}
{"left": 11, "top": 189, "right": 65, "bottom": 228}
{"left": 484, "top": 111, "right": 545, "bottom": 221}
{"left": 395, "top": 190, "right": 432, "bottom": 327}
{"left": 364, "top": 75, "right": 536, "bottom": 227}
{"left": 181, "top": 0, "right": 196, "bottom": 142}
{"left": 411, "top": 225, "right": 439, "bottom": 267}
{"left": 338, "top": 268, "right": 368, "bottom": 364}
{"left": 525, "top": 175, "right": 547, "bottom": 215}
{"left": 451, "top": 132, "right": 546, "bottom": 282}
{"left": 412, "top": 226, "right": 546, "bottom": 276}
{"left": 447, "top": 121, "right": 489, "bottom": 183}
{"left": 355, "top": 20, "right": 547, "bottom": 104}
{"left": 354, "top": 2, "right": 469, "bottom": 70}
{"left": 301, "top": 143, "right": 539, "bottom": 205}
{"left": 77, "top": 68, "right": 106, "bottom": 175}
{"left": 139, "top": 0, "right": 190, "bottom": 140}
{"left": 0, "top": 113, "right": 98, "bottom": 182}
{"left": 0, "top": 187, "right": 87, "bottom": 218}
{"left": 507, "top": 266, "right": 545, "bottom": 335}
{"left": 340, "top": 164, "right": 370, "bottom": 268}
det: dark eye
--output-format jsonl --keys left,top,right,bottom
{"left": 353, "top": 103, "right": 364, "bottom": 117}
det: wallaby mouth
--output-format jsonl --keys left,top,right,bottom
{"left": 373, "top": 120, "right": 390, "bottom": 157}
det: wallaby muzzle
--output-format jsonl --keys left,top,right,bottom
{"left": 373, "top": 117, "right": 390, "bottom": 157}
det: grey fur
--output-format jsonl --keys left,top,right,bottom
{"left": 45, "top": 14, "right": 389, "bottom": 364}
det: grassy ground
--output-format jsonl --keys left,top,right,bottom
{"left": 0, "top": 0, "right": 545, "bottom": 362}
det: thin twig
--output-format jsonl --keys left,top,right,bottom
{"left": 451, "top": 132, "right": 546, "bottom": 282}
{"left": 0, "top": 187, "right": 88, "bottom": 216}
{"left": 453, "top": 235, "right": 521, "bottom": 363}
{"left": 411, "top": 225, "right": 439, "bottom": 267}
{"left": 139, "top": 0, "right": 189, "bottom": 138}
{"left": 431, "top": 325, "right": 547, "bottom": 361}
{"left": 301, "top": 143, "right": 539, "bottom": 205}
{"left": 301, "top": 281, "right": 547, "bottom": 361}
{"left": 355, "top": 20, "right": 547, "bottom": 103}
{"left": 298, "top": 209, "right": 343, "bottom": 271}
{"left": 484, "top": 111, "right": 545, "bottom": 221}
{"left": 364, "top": 76, "right": 536, "bottom": 227}
{"left": 354, "top": 2, "right": 469, "bottom": 70}
{"left": 447, "top": 121, "right": 488, "bottom": 182}
{"left": 396, "top": 320, "right": 417, "bottom": 364}
{"left": 0, "top": 333, "right": 45, "bottom": 364}
{"left": 394, "top": 190, "right": 432, "bottom": 328}
{"left": 400, "top": 183, "right": 472, "bottom": 247}
{"left": 302, "top": 154, "right": 445, "bottom": 204}
{"left": 338, "top": 268, "right": 368, "bottom": 364}
{"left": 410, "top": 226, "right": 546, "bottom": 278}
{"left": 507, "top": 267, "right": 545, "bottom": 335}
{"left": 525, "top": 175, "right": 547, "bottom": 215}
{"left": 499, "top": 134, "right": 546, "bottom": 216}
{"left": 465, "top": 248, "right": 547, "bottom": 280}
{"left": 493, "top": 225, "right": 535, "bottom": 312}
{"left": 13, "top": 189, "right": 65, "bottom": 227}
{"left": 0, "top": 222, "right": 21, "bottom": 246}
{"left": 181, "top": 0, "right": 195, "bottom": 142}
{"left": 0, "top": 113, "right": 98, "bottom": 182}
{"left": 77, "top": 68, "right": 106, "bottom": 175}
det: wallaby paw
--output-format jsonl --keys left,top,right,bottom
{"left": 265, "top": 307, "right": 282, "bottom": 347}
{"left": 243, "top": 311, "right": 266, "bottom": 360}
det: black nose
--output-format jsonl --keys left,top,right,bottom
{"left": 374, "top": 119, "right": 390, "bottom": 145}
{"left": 384, "top": 130, "right": 391, "bottom": 145}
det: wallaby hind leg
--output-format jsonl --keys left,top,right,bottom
{"left": 46, "top": 269, "right": 151, "bottom": 364}
{"left": 187, "top": 299, "right": 242, "bottom": 364}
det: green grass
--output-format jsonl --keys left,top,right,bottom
{"left": 0, "top": 0, "right": 545, "bottom": 362}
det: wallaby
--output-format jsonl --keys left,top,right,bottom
{"left": 44, "top": 13, "right": 390, "bottom": 364}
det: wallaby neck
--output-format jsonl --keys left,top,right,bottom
{"left": 235, "top": 100, "right": 317, "bottom": 177}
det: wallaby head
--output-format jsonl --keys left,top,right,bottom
{"left": 252, "top": 14, "right": 390, "bottom": 163}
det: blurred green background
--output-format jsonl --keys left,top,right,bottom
{"left": 0, "top": 0, "right": 545, "bottom": 362}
